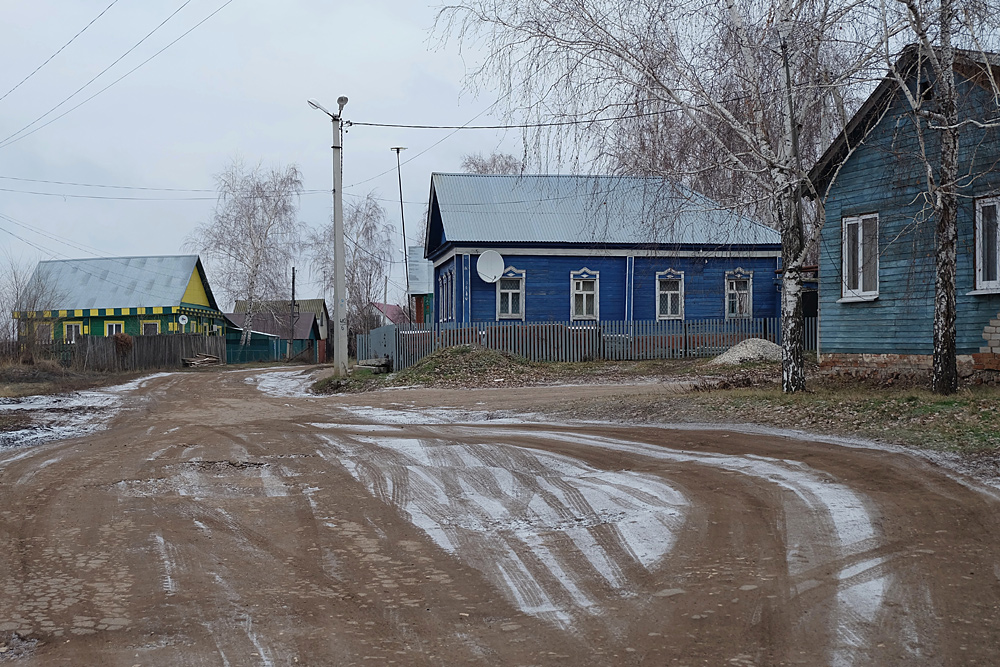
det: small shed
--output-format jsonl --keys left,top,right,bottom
{"left": 226, "top": 312, "right": 322, "bottom": 364}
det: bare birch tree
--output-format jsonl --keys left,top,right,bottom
{"left": 186, "top": 159, "right": 303, "bottom": 346}
{"left": 878, "top": 0, "right": 1000, "bottom": 393}
{"left": 308, "top": 192, "right": 395, "bottom": 346}
{"left": 438, "top": 0, "right": 885, "bottom": 391}
{"left": 461, "top": 151, "right": 524, "bottom": 174}
{"left": 1, "top": 253, "right": 65, "bottom": 362}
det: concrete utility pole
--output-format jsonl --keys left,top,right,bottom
{"left": 308, "top": 96, "right": 350, "bottom": 377}
{"left": 390, "top": 147, "right": 412, "bottom": 323}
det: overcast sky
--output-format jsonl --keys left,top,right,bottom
{"left": 0, "top": 0, "right": 518, "bottom": 305}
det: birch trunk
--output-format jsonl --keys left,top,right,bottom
{"left": 932, "top": 11, "right": 959, "bottom": 394}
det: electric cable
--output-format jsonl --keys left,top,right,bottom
{"left": 0, "top": 0, "right": 236, "bottom": 150}
{"left": 0, "top": 0, "right": 122, "bottom": 105}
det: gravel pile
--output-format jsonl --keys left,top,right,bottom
{"left": 707, "top": 338, "right": 782, "bottom": 365}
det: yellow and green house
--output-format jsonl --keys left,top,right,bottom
{"left": 14, "top": 255, "right": 228, "bottom": 342}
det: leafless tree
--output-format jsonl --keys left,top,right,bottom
{"left": 438, "top": 0, "right": 885, "bottom": 391}
{"left": 308, "top": 192, "right": 395, "bottom": 347}
{"left": 1, "top": 253, "right": 64, "bottom": 362}
{"left": 461, "top": 151, "right": 524, "bottom": 174}
{"left": 878, "top": 0, "right": 1000, "bottom": 393}
{"left": 186, "top": 159, "right": 303, "bottom": 346}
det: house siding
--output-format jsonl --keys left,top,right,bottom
{"left": 440, "top": 252, "right": 780, "bottom": 323}
{"left": 820, "top": 74, "right": 1000, "bottom": 356}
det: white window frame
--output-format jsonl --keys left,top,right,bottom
{"left": 496, "top": 268, "right": 526, "bottom": 321}
{"left": 64, "top": 322, "right": 82, "bottom": 343}
{"left": 841, "top": 213, "right": 879, "bottom": 301}
{"left": 570, "top": 268, "right": 599, "bottom": 321}
{"left": 656, "top": 269, "right": 684, "bottom": 320}
{"left": 725, "top": 268, "right": 753, "bottom": 319}
{"left": 975, "top": 196, "right": 1000, "bottom": 292}
{"left": 439, "top": 270, "right": 455, "bottom": 323}
{"left": 105, "top": 321, "right": 124, "bottom": 336}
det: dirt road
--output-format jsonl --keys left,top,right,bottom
{"left": 0, "top": 369, "right": 998, "bottom": 666}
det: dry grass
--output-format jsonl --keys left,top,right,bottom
{"left": 0, "top": 360, "right": 140, "bottom": 398}
{"left": 317, "top": 346, "right": 1000, "bottom": 456}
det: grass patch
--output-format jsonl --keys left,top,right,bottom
{"left": 684, "top": 384, "right": 1000, "bottom": 455}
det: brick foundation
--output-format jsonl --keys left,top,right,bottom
{"left": 976, "top": 316, "right": 1000, "bottom": 370}
{"left": 819, "top": 353, "right": 976, "bottom": 378}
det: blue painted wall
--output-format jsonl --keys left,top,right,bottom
{"left": 435, "top": 252, "right": 780, "bottom": 323}
{"left": 819, "top": 72, "right": 1000, "bottom": 355}
{"left": 632, "top": 256, "right": 779, "bottom": 320}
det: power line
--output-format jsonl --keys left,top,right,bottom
{"left": 0, "top": 0, "right": 122, "bottom": 105}
{"left": 344, "top": 96, "right": 508, "bottom": 190}
{"left": 0, "top": 0, "right": 237, "bottom": 150}
{"left": 0, "top": 0, "right": 196, "bottom": 147}
{"left": 0, "top": 184, "right": 330, "bottom": 201}
{"left": 0, "top": 174, "right": 213, "bottom": 192}
{"left": 350, "top": 110, "right": 674, "bottom": 130}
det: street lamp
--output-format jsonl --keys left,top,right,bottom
{"left": 308, "top": 96, "right": 349, "bottom": 376}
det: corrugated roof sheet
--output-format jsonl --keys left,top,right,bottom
{"left": 233, "top": 299, "right": 328, "bottom": 317}
{"left": 430, "top": 173, "right": 779, "bottom": 247}
{"left": 31, "top": 255, "right": 209, "bottom": 310}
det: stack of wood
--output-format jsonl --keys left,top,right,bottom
{"left": 182, "top": 353, "right": 222, "bottom": 368}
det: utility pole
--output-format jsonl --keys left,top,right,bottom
{"left": 289, "top": 266, "right": 296, "bottom": 360}
{"left": 390, "top": 146, "right": 412, "bottom": 324}
{"left": 308, "top": 97, "right": 350, "bottom": 376}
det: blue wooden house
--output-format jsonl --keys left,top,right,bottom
{"left": 811, "top": 47, "right": 1000, "bottom": 372}
{"left": 423, "top": 173, "right": 781, "bottom": 325}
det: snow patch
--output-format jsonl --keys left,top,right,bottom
{"left": 317, "top": 433, "right": 688, "bottom": 626}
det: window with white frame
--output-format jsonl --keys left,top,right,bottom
{"left": 64, "top": 322, "right": 82, "bottom": 343}
{"left": 842, "top": 213, "right": 879, "bottom": 298}
{"left": 439, "top": 270, "right": 456, "bottom": 322}
{"left": 725, "top": 269, "right": 753, "bottom": 319}
{"left": 497, "top": 269, "right": 525, "bottom": 320}
{"left": 106, "top": 321, "right": 124, "bottom": 336}
{"left": 656, "top": 269, "right": 684, "bottom": 319}
{"left": 570, "top": 269, "right": 599, "bottom": 320}
{"left": 976, "top": 197, "right": 1000, "bottom": 291}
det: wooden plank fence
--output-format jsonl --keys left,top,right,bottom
{"left": 357, "top": 317, "right": 818, "bottom": 372}
{"left": 73, "top": 335, "right": 227, "bottom": 372}
{"left": 1, "top": 335, "right": 228, "bottom": 372}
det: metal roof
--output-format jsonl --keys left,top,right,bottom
{"left": 233, "top": 299, "right": 329, "bottom": 317}
{"left": 429, "top": 173, "right": 779, "bottom": 248}
{"left": 226, "top": 312, "right": 318, "bottom": 340}
{"left": 32, "top": 255, "right": 217, "bottom": 311}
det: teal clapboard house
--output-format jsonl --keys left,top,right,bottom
{"left": 14, "top": 255, "right": 228, "bottom": 342}
{"left": 811, "top": 46, "right": 1000, "bottom": 373}
{"left": 424, "top": 173, "right": 781, "bottom": 324}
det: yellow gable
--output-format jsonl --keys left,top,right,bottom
{"left": 181, "top": 267, "right": 211, "bottom": 307}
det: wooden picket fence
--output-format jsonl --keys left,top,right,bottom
{"left": 357, "top": 317, "right": 817, "bottom": 372}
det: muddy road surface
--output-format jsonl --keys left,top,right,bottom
{"left": 0, "top": 369, "right": 998, "bottom": 666}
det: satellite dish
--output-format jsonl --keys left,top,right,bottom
{"left": 476, "top": 251, "right": 505, "bottom": 283}
{"left": 178, "top": 315, "right": 189, "bottom": 325}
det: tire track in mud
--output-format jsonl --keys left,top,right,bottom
{"left": 316, "top": 414, "right": 989, "bottom": 666}
{"left": 6, "top": 370, "right": 1000, "bottom": 665}
{"left": 314, "top": 428, "right": 690, "bottom": 629}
